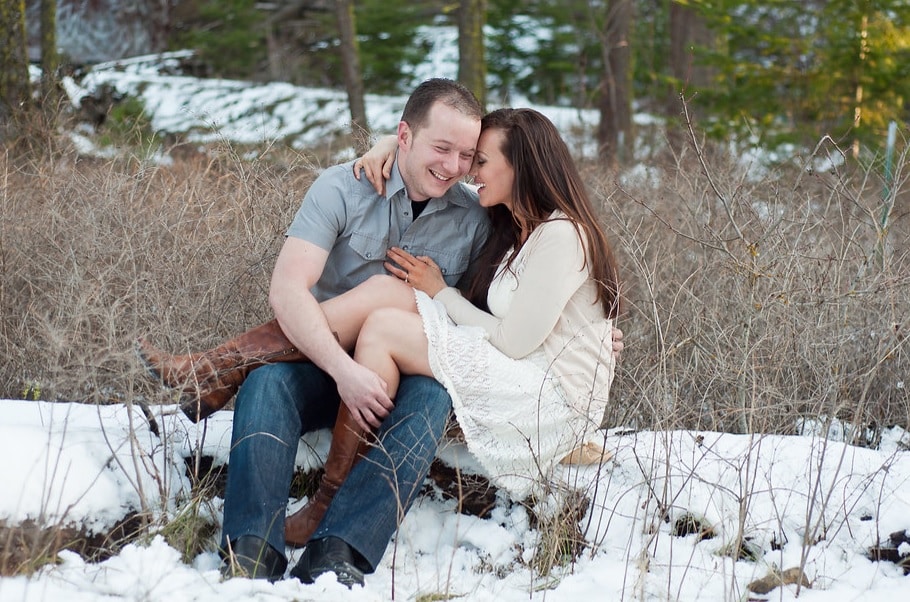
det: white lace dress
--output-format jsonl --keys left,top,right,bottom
{"left": 414, "top": 219, "right": 612, "bottom": 499}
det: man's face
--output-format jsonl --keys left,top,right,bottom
{"left": 397, "top": 102, "right": 480, "bottom": 201}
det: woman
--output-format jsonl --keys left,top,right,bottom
{"left": 349, "top": 107, "right": 621, "bottom": 498}
{"left": 139, "top": 107, "right": 621, "bottom": 542}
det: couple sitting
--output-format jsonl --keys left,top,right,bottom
{"left": 139, "top": 77, "right": 623, "bottom": 587}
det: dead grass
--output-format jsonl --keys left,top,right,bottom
{"left": 0, "top": 132, "right": 317, "bottom": 408}
{"left": 0, "top": 513, "right": 147, "bottom": 576}
{"left": 7, "top": 122, "right": 905, "bottom": 437}
{"left": 586, "top": 129, "right": 910, "bottom": 438}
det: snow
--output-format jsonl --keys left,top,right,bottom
{"left": 2, "top": 399, "right": 909, "bottom": 601}
{"left": 62, "top": 49, "right": 649, "bottom": 163}
{"left": 4, "top": 44, "right": 893, "bottom": 600}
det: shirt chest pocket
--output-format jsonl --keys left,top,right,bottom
{"left": 349, "top": 231, "right": 388, "bottom": 262}
{"left": 415, "top": 247, "right": 470, "bottom": 285}
{"left": 351, "top": 232, "right": 469, "bottom": 286}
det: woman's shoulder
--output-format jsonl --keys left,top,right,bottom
{"left": 534, "top": 211, "right": 583, "bottom": 243}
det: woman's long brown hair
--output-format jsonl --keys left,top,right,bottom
{"left": 465, "top": 108, "right": 621, "bottom": 319}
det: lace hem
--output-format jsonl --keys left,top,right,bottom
{"left": 415, "top": 291, "right": 594, "bottom": 499}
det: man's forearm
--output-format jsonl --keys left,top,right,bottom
{"left": 272, "top": 291, "right": 355, "bottom": 379}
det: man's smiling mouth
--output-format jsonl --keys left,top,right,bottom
{"left": 429, "top": 169, "right": 452, "bottom": 181}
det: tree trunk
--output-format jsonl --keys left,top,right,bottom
{"left": 668, "top": 1, "right": 713, "bottom": 115}
{"left": 0, "top": 0, "right": 30, "bottom": 126}
{"left": 852, "top": 13, "right": 868, "bottom": 160}
{"left": 335, "top": 0, "right": 369, "bottom": 154}
{"left": 40, "top": 0, "right": 58, "bottom": 102}
{"left": 457, "top": 0, "right": 486, "bottom": 109}
{"left": 665, "top": 1, "right": 714, "bottom": 155}
{"left": 597, "top": 0, "right": 633, "bottom": 171}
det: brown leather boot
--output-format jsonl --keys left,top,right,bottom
{"left": 136, "top": 318, "right": 307, "bottom": 422}
{"left": 285, "top": 404, "right": 371, "bottom": 548}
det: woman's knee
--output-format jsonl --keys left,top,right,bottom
{"left": 363, "top": 274, "right": 399, "bottom": 288}
{"left": 363, "top": 274, "right": 415, "bottom": 307}
{"left": 358, "top": 308, "right": 408, "bottom": 349}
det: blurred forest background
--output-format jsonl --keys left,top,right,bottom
{"left": 2, "top": 0, "right": 910, "bottom": 168}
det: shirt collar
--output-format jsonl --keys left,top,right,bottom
{"left": 385, "top": 156, "right": 408, "bottom": 201}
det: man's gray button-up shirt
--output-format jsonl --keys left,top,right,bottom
{"left": 286, "top": 157, "right": 490, "bottom": 302}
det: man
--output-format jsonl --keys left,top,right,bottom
{"left": 219, "top": 78, "right": 490, "bottom": 585}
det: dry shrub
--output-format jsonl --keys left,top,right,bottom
{"left": 0, "top": 513, "right": 147, "bottom": 576}
{"left": 527, "top": 488, "right": 590, "bottom": 576}
{"left": 0, "top": 139, "right": 316, "bottom": 407}
{"left": 3, "top": 124, "right": 908, "bottom": 438}
{"left": 591, "top": 133, "right": 910, "bottom": 438}
{"left": 2, "top": 119, "right": 910, "bottom": 583}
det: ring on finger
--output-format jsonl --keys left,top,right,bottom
{"left": 405, "top": 272, "right": 409, "bottom": 283}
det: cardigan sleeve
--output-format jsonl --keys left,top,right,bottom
{"left": 433, "top": 219, "right": 589, "bottom": 359}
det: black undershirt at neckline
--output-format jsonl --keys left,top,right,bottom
{"left": 411, "top": 200, "right": 428, "bottom": 220}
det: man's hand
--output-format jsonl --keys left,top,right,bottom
{"left": 353, "top": 135, "right": 397, "bottom": 196}
{"left": 612, "top": 326, "right": 624, "bottom": 360}
{"left": 334, "top": 361, "right": 395, "bottom": 431}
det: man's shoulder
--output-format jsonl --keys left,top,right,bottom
{"left": 313, "top": 160, "right": 358, "bottom": 187}
{"left": 308, "top": 160, "right": 381, "bottom": 203}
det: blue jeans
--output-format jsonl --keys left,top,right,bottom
{"left": 220, "top": 362, "right": 452, "bottom": 569}
{"left": 312, "top": 373, "right": 452, "bottom": 570}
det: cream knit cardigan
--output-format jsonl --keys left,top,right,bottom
{"left": 433, "top": 211, "right": 616, "bottom": 430}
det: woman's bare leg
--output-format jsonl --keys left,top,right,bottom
{"left": 321, "top": 275, "right": 417, "bottom": 351}
{"left": 284, "top": 304, "right": 429, "bottom": 547}
{"left": 353, "top": 308, "right": 433, "bottom": 399}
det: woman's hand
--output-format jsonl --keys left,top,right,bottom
{"left": 353, "top": 134, "right": 398, "bottom": 196}
{"left": 385, "top": 247, "right": 447, "bottom": 297}
{"left": 611, "top": 326, "right": 624, "bottom": 360}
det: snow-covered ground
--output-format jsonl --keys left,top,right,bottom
{"left": 2, "top": 399, "right": 909, "bottom": 601}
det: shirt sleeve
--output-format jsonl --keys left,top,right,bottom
{"left": 434, "top": 219, "right": 589, "bottom": 359}
{"left": 285, "top": 164, "right": 351, "bottom": 250}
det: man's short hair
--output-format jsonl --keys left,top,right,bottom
{"left": 401, "top": 78, "right": 483, "bottom": 134}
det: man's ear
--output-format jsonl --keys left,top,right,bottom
{"left": 397, "top": 121, "right": 411, "bottom": 148}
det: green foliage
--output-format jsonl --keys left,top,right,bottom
{"left": 687, "top": 0, "right": 910, "bottom": 151}
{"left": 97, "top": 96, "right": 162, "bottom": 153}
{"left": 170, "top": 0, "right": 434, "bottom": 94}
{"left": 159, "top": 0, "right": 910, "bottom": 160}
{"left": 20, "top": 381, "right": 41, "bottom": 401}
{"left": 486, "top": 0, "right": 605, "bottom": 107}
{"left": 485, "top": 0, "right": 538, "bottom": 104}
{"left": 169, "top": 0, "right": 266, "bottom": 79}
{"left": 355, "top": 0, "right": 437, "bottom": 94}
